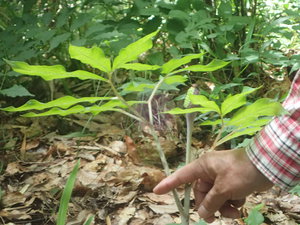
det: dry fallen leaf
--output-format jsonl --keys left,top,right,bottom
{"left": 2, "top": 192, "right": 26, "bottom": 207}
{"left": 148, "top": 203, "right": 178, "bottom": 214}
{"left": 5, "top": 162, "right": 28, "bottom": 175}
{"left": 153, "top": 214, "right": 174, "bottom": 225}
{"left": 139, "top": 192, "right": 174, "bottom": 205}
{"left": 116, "top": 206, "right": 136, "bottom": 225}
{"left": 125, "top": 135, "right": 140, "bottom": 164}
{"left": 109, "top": 140, "right": 127, "bottom": 154}
{"left": 77, "top": 169, "right": 100, "bottom": 186}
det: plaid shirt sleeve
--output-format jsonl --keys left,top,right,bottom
{"left": 246, "top": 70, "right": 300, "bottom": 190}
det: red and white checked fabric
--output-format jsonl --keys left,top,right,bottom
{"left": 246, "top": 70, "right": 300, "bottom": 190}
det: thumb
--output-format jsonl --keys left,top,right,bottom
{"left": 153, "top": 158, "right": 207, "bottom": 194}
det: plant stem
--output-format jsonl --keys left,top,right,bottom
{"left": 147, "top": 76, "right": 166, "bottom": 125}
{"left": 146, "top": 74, "right": 186, "bottom": 221}
{"left": 182, "top": 112, "right": 196, "bottom": 225}
{"left": 108, "top": 71, "right": 186, "bottom": 220}
{"left": 148, "top": 126, "right": 186, "bottom": 220}
{"left": 108, "top": 72, "right": 144, "bottom": 120}
{"left": 113, "top": 109, "right": 143, "bottom": 122}
{"left": 211, "top": 115, "right": 224, "bottom": 151}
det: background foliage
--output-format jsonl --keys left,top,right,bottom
{"left": 1, "top": 0, "right": 299, "bottom": 149}
{"left": 0, "top": 1, "right": 299, "bottom": 224}
{"left": 1, "top": 0, "right": 299, "bottom": 103}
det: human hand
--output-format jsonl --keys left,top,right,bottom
{"left": 153, "top": 148, "right": 273, "bottom": 223}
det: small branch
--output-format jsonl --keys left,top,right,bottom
{"left": 215, "top": 128, "right": 241, "bottom": 147}
{"left": 108, "top": 72, "right": 145, "bottom": 121}
{"left": 210, "top": 115, "right": 224, "bottom": 151}
{"left": 147, "top": 76, "right": 166, "bottom": 125}
{"left": 113, "top": 109, "right": 143, "bottom": 122}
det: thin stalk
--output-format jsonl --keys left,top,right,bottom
{"left": 147, "top": 76, "right": 167, "bottom": 125}
{"left": 108, "top": 71, "right": 185, "bottom": 220}
{"left": 82, "top": 80, "right": 103, "bottom": 134}
{"left": 210, "top": 115, "right": 225, "bottom": 151}
{"left": 182, "top": 112, "right": 196, "bottom": 225}
{"left": 149, "top": 126, "right": 186, "bottom": 220}
{"left": 113, "top": 109, "right": 143, "bottom": 122}
{"left": 108, "top": 72, "right": 144, "bottom": 120}
{"left": 215, "top": 127, "right": 241, "bottom": 147}
{"left": 146, "top": 74, "right": 186, "bottom": 221}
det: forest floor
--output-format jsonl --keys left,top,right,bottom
{"left": 0, "top": 112, "right": 299, "bottom": 225}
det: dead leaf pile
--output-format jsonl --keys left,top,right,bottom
{"left": 0, "top": 115, "right": 299, "bottom": 225}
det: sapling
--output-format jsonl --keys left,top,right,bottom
{"left": 3, "top": 30, "right": 262, "bottom": 224}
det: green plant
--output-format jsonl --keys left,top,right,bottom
{"left": 2, "top": 30, "right": 284, "bottom": 224}
{"left": 290, "top": 184, "right": 300, "bottom": 196}
{"left": 2, "top": 30, "right": 231, "bottom": 224}
{"left": 0, "top": 187, "right": 2, "bottom": 203}
{"left": 56, "top": 159, "right": 81, "bottom": 225}
{"left": 83, "top": 215, "right": 95, "bottom": 225}
{"left": 244, "top": 203, "right": 265, "bottom": 225}
{"left": 166, "top": 87, "right": 283, "bottom": 149}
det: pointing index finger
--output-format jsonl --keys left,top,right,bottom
{"left": 153, "top": 158, "right": 208, "bottom": 194}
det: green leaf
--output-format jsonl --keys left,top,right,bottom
{"left": 83, "top": 215, "right": 95, "bottom": 225}
{"left": 5, "top": 60, "right": 108, "bottom": 82}
{"left": 165, "top": 107, "right": 214, "bottom": 114}
{"left": 22, "top": 100, "right": 139, "bottom": 117}
{"left": 0, "top": 187, "right": 2, "bottom": 202}
{"left": 237, "top": 118, "right": 271, "bottom": 129}
{"left": 217, "top": 127, "right": 262, "bottom": 146}
{"left": 244, "top": 204, "right": 265, "bottom": 225}
{"left": 23, "top": 105, "right": 86, "bottom": 117}
{"left": 218, "top": 1, "right": 232, "bottom": 17}
{"left": 194, "top": 220, "right": 208, "bottom": 225}
{"left": 119, "top": 63, "right": 160, "bottom": 71}
{"left": 56, "top": 160, "right": 80, "bottom": 225}
{"left": 190, "top": 95, "right": 220, "bottom": 114}
{"left": 161, "top": 53, "right": 205, "bottom": 74}
{"left": 49, "top": 33, "right": 71, "bottom": 52}
{"left": 221, "top": 87, "right": 260, "bottom": 116}
{"left": 123, "top": 83, "right": 155, "bottom": 92}
{"left": 175, "top": 60, "right": 230, "bottom": 73}
{"left": 112, "top": 30, "right": 159, "bottom": 70}
{"left": 200, "top": 119, "right": 222, "bottom": 126}
{"left": 69, "top": 45, "right": 111, "bottom": 73}
{"left": 163, "top": 75, "right": 188, "bottom": 85}
{"left": 226, "top": 98, "right": 284, "bottom": 127}
{"left": 1, "top": 96, "right": 113, "bottom": 112}
{"left": 89, "top": 100, "right": 146, "bottom": 115}
{"left": 0, "top": 84, "right": 34, "bottom": 97}
{"left": 290, "top": 185, "right": 300, "bottom": 196}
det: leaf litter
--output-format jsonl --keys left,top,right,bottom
{"left": 0, "top": 114, "right": 299, "bottom": 225}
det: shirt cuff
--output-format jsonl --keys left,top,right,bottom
{"left": 245, "top": 117, "right": 300, "bottom": 190}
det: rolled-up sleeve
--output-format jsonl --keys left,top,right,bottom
{"left": 246, "top": 71, "right": 300, "bottom": 190}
